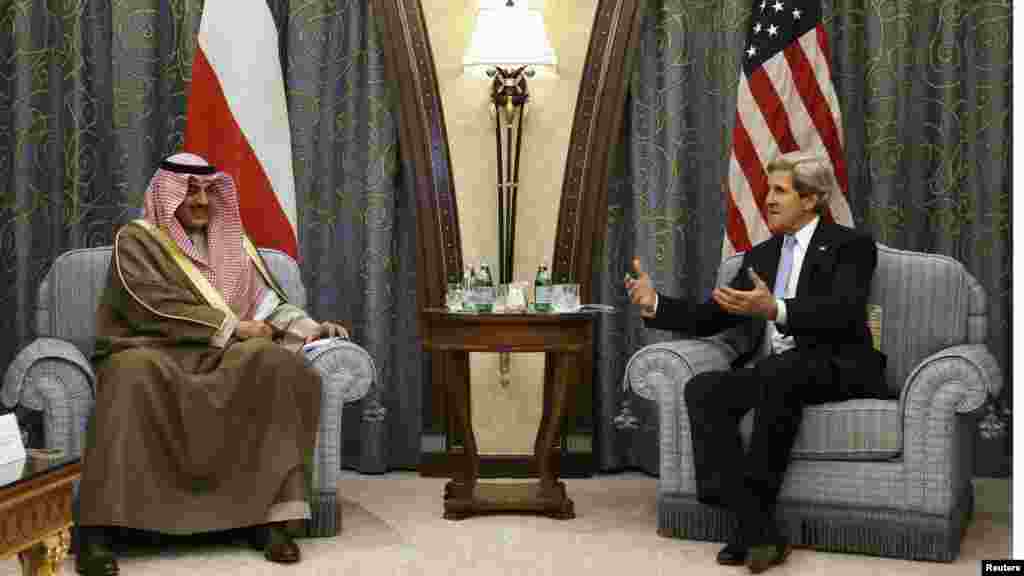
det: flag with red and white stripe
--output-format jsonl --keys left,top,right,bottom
{"left": 184, "top": 1, "right": 298, "bottom": 259}
{"left": 723, "top": 0, "right": 851, "bottom": 258}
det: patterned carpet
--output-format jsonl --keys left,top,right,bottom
{"left": 1, "top": 473, "right": 1009, "bottom": 575}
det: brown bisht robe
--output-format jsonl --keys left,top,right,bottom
{"left": 78, "top": 221, "right": 322, "bottom": 534}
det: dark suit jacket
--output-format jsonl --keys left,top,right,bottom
{"left": 645, "top": 221, "right": 889, "bottom": 400}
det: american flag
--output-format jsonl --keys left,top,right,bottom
{"left": 723, "top": 0, "right": 852, "bottom": 257}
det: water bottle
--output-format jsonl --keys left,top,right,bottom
{"left": 477, "top": 260, "right": 494, "bottom": 288}
{"left": 534, "top": 262, "right": 552, "bottom": 312}
{"left": 461, "top": 265, "right": 475, "bottom": 310}
{"left": 475, "top": 260, "right": 495, "bottom": 312}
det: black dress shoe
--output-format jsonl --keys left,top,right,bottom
{"left": 745, "top": 540, "right": 791, "bottom": 574}
{"left": 244, "top": 525, "right": 267, "bottom": 551}
{"left": 716, "top": 541, "right": 748, "bottom": 566}
{"left": 264, "top": 523, "right": 301, "bottom": 564}
{"left": 75, "top": 527, "right": 119, "bottom": 576}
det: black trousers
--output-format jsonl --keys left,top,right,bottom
{"left": 685, "top": 347, "right": 846, "bottom": 542}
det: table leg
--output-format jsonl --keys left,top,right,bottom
{"left": 444, "top": 351, "right": 478, "bottom": 518}
{"left": 534, "top": 354, "right": 554, "bottom": 479}
{"left": 532, "top": 352, "right": 575, "bottom": 519}
{"left": 18, "top": 529, "right": 70, "bottom": 576}
{"left": 536, "top": 352, "right": 572, "bottom": 487}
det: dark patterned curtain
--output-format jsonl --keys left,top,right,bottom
{"left": 0, "top": 0, "right": 420, "bottom": 472}
{"left": 595, "top": 0, "right": 1011, "bottom": 476}
{"left": 285, "top": 0, "right": 421, "bottom": 472}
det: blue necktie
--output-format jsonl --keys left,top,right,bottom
{"left": 773, "top": 235, "right": 796, "bottom": 298}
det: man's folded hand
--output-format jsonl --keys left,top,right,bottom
{"left": 304, "top": 321, "right": 350, "bottom": 345}
{"left": 236, "top": 320, "right": 273, "bottom": 340}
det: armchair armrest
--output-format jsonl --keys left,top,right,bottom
{"left": 899, "top": 344, "right": 1001, "bottom": 515}
{"left": 300, "top": 339, "right": 376, "bottom": 523}
{"left": 304, "top": 340, "right": 376, "bottom": 404}
{"left": 624, "top": 338, "right": 737, "bottom": 495}
{"left": 625, "top": 338, "right": 737, "bottom": 401}
{"left": 1, "top": 338, "right": 96, "bottom": 458}
{"left": 900, "top": 343, "right": 1000, "bottom": 422}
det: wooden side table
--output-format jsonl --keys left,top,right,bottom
{"left": 420, "top": 308, "right": 595, "bottom": 520}
{"left": 0, "top": 455, "right": 80, "bottom": 576}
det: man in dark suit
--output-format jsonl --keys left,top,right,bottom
{"left": 625, "top": 151, "right": 886, "bottom": 573}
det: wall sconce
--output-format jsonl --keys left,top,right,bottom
{"left": 464, "top": 0, "right": 557, "bottom": 384}
{"left": 464, "top": 0, "right": 557, "bottom": 284}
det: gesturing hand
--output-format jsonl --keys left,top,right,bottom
{"left": 623, "top": 257, "right": 657, "bottom": 318}
{"left": 711, "top": 268, "right": 779, "bottom": 320}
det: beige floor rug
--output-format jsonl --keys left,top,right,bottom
{"left": 2, "top": 472, "right": 1009, "bottom": 575}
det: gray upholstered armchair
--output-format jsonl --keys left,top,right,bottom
{"left": 0, "top": 246, "right": 375, "bottom": 537}
{"left": 625, "top": 243, "right": 1003, "bottom": 561}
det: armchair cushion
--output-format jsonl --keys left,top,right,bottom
{"left": 739, "top": 399, "right": 902, "bottom": 461}
{"left": 870, "top": 246, "right": 988, "bottom": 397}
{"left": 258, "top": 248, "right": 307, "bottom": 310}
{"left": 37, "top": 248, "right": 114, "bottom": 357}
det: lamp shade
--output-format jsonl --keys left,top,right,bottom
{"left": 463, "top": 0, "right": 557, "bottom": 77}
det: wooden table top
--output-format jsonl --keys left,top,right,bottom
{"left": 0, "top": 455, "right": 81, "bottom": 504}
{"left": 421, "top": 308, "right": 597, "bottom": 353}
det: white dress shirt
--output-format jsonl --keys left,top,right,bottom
{"left": 188, "top": 230, "right": 208, "bottom": 261}
{"left": 646, "top": 216, "right": 820, "bottom": 358}
{"left": 766, "top": 216, "right": 819, "bottom": 355}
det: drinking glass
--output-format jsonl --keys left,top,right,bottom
{"left": 492, "top": 284, "right": 509, "bottom": 313}
{"left": 552, "top": 283, "right": 580, "bottom": 313}
{"left": 505, "top": 281, "right": 529, "bottom": 312}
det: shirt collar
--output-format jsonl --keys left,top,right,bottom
{"left": 790, "top": 215, "right": 820, "bottom": 250}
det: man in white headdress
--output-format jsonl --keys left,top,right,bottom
{"left": 76, "top": 153, "right": 347, "bottom": 575}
